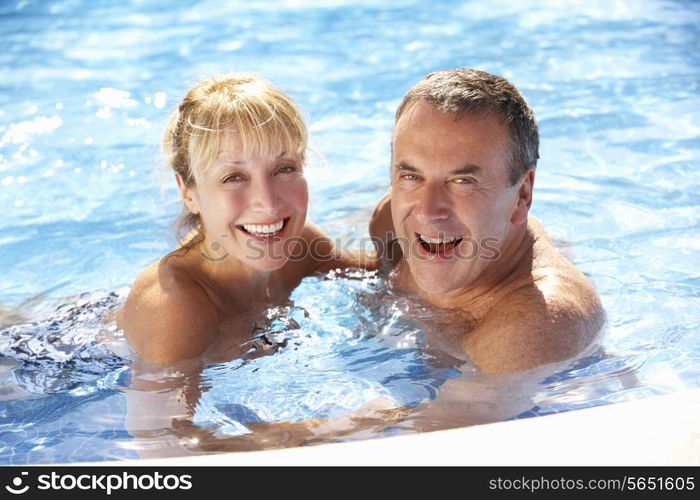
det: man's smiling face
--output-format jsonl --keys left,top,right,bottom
{"left": 390, "top": 100, "right": 524, "bottom": 295}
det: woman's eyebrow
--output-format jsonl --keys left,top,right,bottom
{"left": 216, "top": 150, "right": 288, "bottom": 163}
{"left": 215, "top": 154, "right": 245, "bottom": 165}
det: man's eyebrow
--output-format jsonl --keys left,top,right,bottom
{"left": 393, "top": 162, "right": 420, "bottom": 172}
{"left": 392, "top": 163, "right": 483, "bottom": 175}
{"left": 450, "top": 164, "right": 482, "bottom": 175}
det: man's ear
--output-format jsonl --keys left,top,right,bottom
{"left": 175, "top": 173, "right": 200, "bottom": 215}
{"left": 511, "top": 167, "right": 534, "bottom": 226}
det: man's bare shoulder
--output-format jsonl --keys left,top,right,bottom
{"left": 466, "top": 278, "right": 604, "bottom": 373}
{"left": 466, "top": 220, "right": 605, "bottom": 373}
{"left": 120, "top": 255, "right": 219, "bottom": 365}
{"left": 529, "top": 216, "right": 602, "bottom": 312}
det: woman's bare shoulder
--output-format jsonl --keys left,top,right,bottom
{"left": 121, "top": 255, "right": 219, "bottom": 365}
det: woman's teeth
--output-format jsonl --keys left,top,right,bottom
{"left": 242, "top": 220, "right": 284, "bottom": 236}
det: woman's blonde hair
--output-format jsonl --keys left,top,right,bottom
{"left": 163, "top": 73, "right": 308, "bottom": 238}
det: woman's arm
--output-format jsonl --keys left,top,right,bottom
{"left": 368, "top": 191, "right": 403, "bottom": 273}
{"left": 303, "top": 222, "right": 379, "bottom": 273}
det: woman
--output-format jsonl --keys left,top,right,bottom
{"left": 120, "top": 74, "right": 374, "bottom": 366}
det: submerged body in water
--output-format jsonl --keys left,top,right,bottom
{"left": 0, "top": 270, "right": 604, "bottom": 459}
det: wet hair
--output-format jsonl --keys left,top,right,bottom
{"left": 395, "top": 69, "right": 539, "bottom": 185}
{"left": 163, "top": 73, "right": 308, "bottom": 238}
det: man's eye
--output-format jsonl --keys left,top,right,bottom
{"left": 401, "top": 173, "right": 418, "bottom": 181}
{"left": 222, "top": 174, "right": 244, "bottom": 183}
{"left": 453, "top": 177, "right": 474, "bottom": 185}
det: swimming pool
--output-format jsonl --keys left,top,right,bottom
{"left": 1, "top": 0, "right": 699, "bottom": 464}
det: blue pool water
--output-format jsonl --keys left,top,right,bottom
{"left": 1, "top": 0, "right": 699, "bottom": 464}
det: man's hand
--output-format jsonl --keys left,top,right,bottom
{"left": 169, "top": 396, "right": 407, "bottom": 452}
{"left": 369, "top": 191, "right": 402, "bottom": 272}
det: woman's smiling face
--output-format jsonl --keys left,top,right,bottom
{"left": 181, "top": 131, "right": 309, "bottom": 271}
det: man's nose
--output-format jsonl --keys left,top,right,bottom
{"left": 250, "top": 178, "right": 280, "bottom": 215}
{"left": 414, "top": 181, "right": 450, "bottom": 224}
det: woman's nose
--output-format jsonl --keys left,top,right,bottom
{"left": 250, "top": 178, "right": 280, "bottom": 215}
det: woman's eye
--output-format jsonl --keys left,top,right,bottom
{"left": 222, "top": 174, "right": 244, "bottom": 183}
{"left": 277, "top": 164, "right": 297, "bottom": 174}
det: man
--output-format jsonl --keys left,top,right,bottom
{"left": 370, "top": 69, "right": 604, "bottom": 374}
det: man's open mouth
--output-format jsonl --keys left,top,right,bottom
{"left": 416, "top": 233, "right": 463, "bottom": 255}
{"left": 237, "top": 218, "right": 289, "bottom": 239}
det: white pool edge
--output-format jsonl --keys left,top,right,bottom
{"left": 83, "top": 388, "right": 700, "bottom": 466}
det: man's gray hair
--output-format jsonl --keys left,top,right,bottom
{"left": 396, "top": 69, "right": 539, "bottom": 185}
